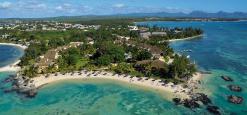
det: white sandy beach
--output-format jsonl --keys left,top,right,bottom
{"left": 30, "top": 71, "right": 202, "bottom": 98}
{"left": 0, "top": 42, "right": 203, "bottom": 98}
{"left": 0, "top": 43, "right": 27, "bottom": 50}
{"left": 167, "top": 35, "right": 203, "bottom": 42}
{"left": 0, "top": 60, "right": 21, "bottom": 72}
{"left": 0, "top": 43, "right": 27, "bottom": 72}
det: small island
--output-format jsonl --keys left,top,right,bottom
{"left": 0, "top": 19, "right": 204, "bottom": 100}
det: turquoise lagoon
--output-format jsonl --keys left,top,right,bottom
{"left": 0, "top": 45, "right": 24, "bottom": 67}
{"left": 0, "top": 21, "right": 247, "bottom": 114}
{"left": 137, "top": 21, "right": 247, "bottom": 114}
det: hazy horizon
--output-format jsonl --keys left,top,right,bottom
{"left": 1, "top": 0, "right": 247, "bottom": 18}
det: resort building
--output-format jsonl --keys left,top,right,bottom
{"left": 36, "top": 42, "right": 83, "bottom": 73}
{"left": 128, "top": 26, "right": 139, "bottom": 31}
{"left": 37, "top": 50, "right": 59, "bottom": 73}
{"left": 152, "top": 32, "right": 167, "bottom": 36}
{"left": 138, "top": 43, "right": 163, "bottom": 59}
{"left": 135, "top": 59, "right": 166, "bottom": 70}
{"left": 140, "top": 31, "right": 167, "bottom": 39}
{"left": 140, "top": 32, "right": 152, "bottom": 39}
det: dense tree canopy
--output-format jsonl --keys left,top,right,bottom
{"left": 3, "top": 20, "right": 201, "bottom": 83}
{"left": 168, "top": 54, "right": 197, "bottom": 79}
{"left": 136, "top": 50, "right": 152, "bottom": 61}
{"left": 111, "top": 62, "right": 135, "bottom": 74}
{"left": 93, "top": 41, "right": 125, "bottom": 66}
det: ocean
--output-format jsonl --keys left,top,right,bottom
{"left": 0, "top": 21, "right": 247, "bottom": 114}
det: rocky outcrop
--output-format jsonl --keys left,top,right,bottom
{"left": 172, "top": 93, "right": 220, "bottom": 114}
{"left": 183, "top": 99, "right": 200, "bottom": 109}
{"left": 191, "top": 93, "right": 211, "bottom": 105}
{"left": 221, "top": 76, "right": 233, "bottom": 82}
{"left": 172, "top": 93, "right": 211, "bottom": 109}
{"left": 25, "top": 89, "right": 37, "bottom": 98}
{"left": 207, "top": 106, "right": 221, "bottom": 115}
{"left": 9, "top": 75, "right": 38, "bottom": 98}
{"left": 1, "top": 74, "right": 16, "bottom": 84}
{"left": 228, "top": 95, "right": 244, "bottom": 104}
{"left": 228, "top": 85, "right": 242, "bottom": 92}
{"left": 172, "top": 98, "right": 182, "bottom": 105}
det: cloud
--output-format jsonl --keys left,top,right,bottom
{"left": 55, "top": 6, "right": 63, "bottom": 10}
{"left": 16, "top": 0, "right": 47, "bottom": 10}
{"left": 0, "top": 0, "right": 192, "bottom": 18}
{"left": 113, "top": 3, "right": 125, "bottom": 8}
{"left": 55, "top": 3, "right": 72, "bottom": 11}
{"left": 0, "top": 2, "right": 12, "bottom": 9}
{"left": 55, "top": 3, "right": 71, "bottom": 10}
{"left": 25, "top": 3, "right": 47, "bottom": 9}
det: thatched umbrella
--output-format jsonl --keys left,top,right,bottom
{"left": 45, "top": 74, "right": 49, "bottom": 78}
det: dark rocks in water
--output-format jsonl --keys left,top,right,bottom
{"left": 221, "top": 76, "right": 233, "bottom": 82}
{"left": 11, "top": 76, "right": 38, "bottom": 98}
{"left": 2, "top": 77, "right": 14, "bottom": 83}
{"left": 173, "top": 98, "right": 182, "bottom": 105}
{"left": 228, "top": 95, "right": 244, "bottom": 104}
{"left": 3, "top": 89, "right": 14, "bottom": 93}
{"left": 191, "top": 93, "right": 211, "bottom": 105}
{"left": 1, "top": 74, "right": 17, "bottom": 83}
{"left": 16, "top": 88, "right": 37, "bottom": 98}
{"left": 228, "top": 85, "right": 242, "bottom": 92}
{"left": 207, "top": 106, "right": 221, "bottom": 115}
{"left": 26, "top": 89, "right": 37, "bottom": 98}
{"left": 183, "top": 99, "right": 200, "bottom": 109}
{"left": 9, "top": 74, "right": 17, "bottom": 78}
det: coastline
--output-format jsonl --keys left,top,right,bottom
{"left": 30, "top": 71, "right": 203, "bottom": 99}
{"left": 0, "top": 43, "right": 27, "bottom": 50}
{"left": 167, "top": 34, "right": 203, "bottom": 42}
{"left": 0, "top": 60, "right": 21, "bottom": 72}
{"left": 0, "top": 42, "right": 204, "bottom": 99}
{"left": 0, "top": 43, "right": 27, "bottom": 72}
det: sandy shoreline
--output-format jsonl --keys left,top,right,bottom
{"left": 167, "top": 35, "right": 203, "bottom": 42}
{"left": 0, "top": 60, "right": 21, "bottom": 72}
{"left": 30, "top": 71, "right": 202, "bottom": 98}
{"left": 0, "top": 42, "right": 203, "bottom": 98}
{"left": 0, "top": 43, "right": 27, "bottom": 50}
{"left": 0, "top": 43, "right": 27, "bottom": 72}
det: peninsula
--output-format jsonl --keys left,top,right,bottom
{"left": 0, "top": 19, "right": 204, "bottom": 100}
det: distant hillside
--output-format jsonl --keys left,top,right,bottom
{"left": 116, "top": 11, "right": 247, "bottom": 18}
{"left": 1, "top": 11, "right": 247, "bottom": 22}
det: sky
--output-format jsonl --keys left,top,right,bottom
{"left": 0, "top": 0, "right": 247, "bottom": 18}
